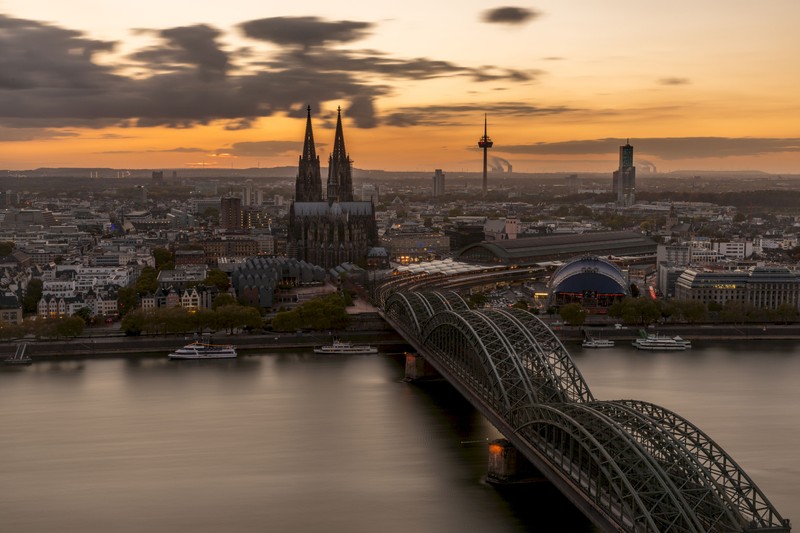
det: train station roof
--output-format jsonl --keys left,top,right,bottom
{"left": 454, "top": 231, "right": 656, "bottom": 265}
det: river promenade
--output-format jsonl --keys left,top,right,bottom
{"left": 5, "top": 312, "right": 800, "bottom": 360}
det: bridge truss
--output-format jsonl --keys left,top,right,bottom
{"left": 383, "top": 290, "right": 790, "bottom": 533}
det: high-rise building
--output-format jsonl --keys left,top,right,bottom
{"left": 432, "top": 169, "right": 445, "bottom": 198}
{"left": 243, "top": 179, "right": 254, "bottom": 206}
{"left": 288, "top": 106, "right": 378, "bottom": 269}
{"left": 220, "top": 196, "right": 242, "bottom": 230}
{"left": 612, "top": 140, "right": 636, "bottom": 206}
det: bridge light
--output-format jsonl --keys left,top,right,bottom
{"left": 489, "top": 443, "right": 503, "bottom": 455}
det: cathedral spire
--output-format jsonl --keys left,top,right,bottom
{"left": 295, "top": 105, "right": 322, "bottom": 202}
{"left": 327, "top": 106, "right": 354, "bottom": 202}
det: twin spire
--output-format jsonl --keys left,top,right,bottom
{"left": 295, "top": 106, "right": 353, "bottom": 203}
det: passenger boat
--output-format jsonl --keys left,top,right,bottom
{"left": 632, "top": 331, "right": 691, "bottom": 351}
{"left": 313, "top": 339, "right": 378, "bottom": 355}
{"left": 168, "top": 339, "right": 237, "bottom": 359}
{"left": 582, "top": 335, "right": 615, "bottom": 348}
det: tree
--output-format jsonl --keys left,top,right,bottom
{"left": 271, "top": 294, "right": 350, "bottom": 332}
{"left": 75, "top": 307, "right": 94, "bottom": 325}
{"left": 23, "top": 278, "right": 43, "bottom": 314}
{"left": 135, "top": 266, "right": 159, "bottom": 295}
{"left": 0, "top": 241, "right": 15, "bottom": 256}
{"left": 117, "top": 286, "right": 138, "bottom": 316}
{"left": 205, "top": 269, "right": 231, "bottom": 291}
{"left": 559, "top": 303, "right": 587, "bottom": 326}
{"left": 212, "top": 293, "right": 237, "bottom": 310}
{"left": 153, "top": 248, "right": 175, "bottom": 271}
{"left": 121, "top": 309, "right": 146, "bottom": 336}
{"left": 775, "top": 303, "right": 798, "bottom": 324}
{"left": 629, "top": 283, "right": 640, "bottom": 298}
{"left": 467, "top": 293, "right": 486, "bottom": 309}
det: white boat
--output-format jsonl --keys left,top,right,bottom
{"left": 313, "top": 339, "right": 378, "bottom": 355}
{"left": 582, "top": 336, "right": 615, "bottom": 348}
{"left": 632, "top": 331, "right": 691, "bottom": 351}
{"left": 168, "top": 340, "right": 237, "bottom": 359}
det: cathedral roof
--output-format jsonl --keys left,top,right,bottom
{"left": 292, "top": 201, "right": 374, "bottom": 217}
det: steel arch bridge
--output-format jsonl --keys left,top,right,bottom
{"left": 383, "top": 290, "right": 790, "bottom": 533}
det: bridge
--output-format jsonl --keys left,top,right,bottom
{"left": 377, "top": 286, "right": 790, "bottom": 533}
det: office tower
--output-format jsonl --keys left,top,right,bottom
{"left": 432, "top": 169, "right": 446, "bottom": 198}
{"left": 612, "top": 139, "right": 636, "bottom": 207}
{"left": 220, "top": 196, "right": 242, "bottom": 230}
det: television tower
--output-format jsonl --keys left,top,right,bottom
{"left": 477, "top": 114, "right": 493, "bottom": 195}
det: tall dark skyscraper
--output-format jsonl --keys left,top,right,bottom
{"left": 612, "top": 139, "right": 636, "bottom": 206}
{"left": 220, "top": 196, "right": 242, "bottom": 230}
{"left": 288, "top": 106, "right": 378, "bottom": 269}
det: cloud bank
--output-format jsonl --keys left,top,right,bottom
{"left": 0, "top": 14, "right": 538, "bottom": 136}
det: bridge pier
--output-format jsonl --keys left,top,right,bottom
{"left": 487, "top": 438, "right": 543, "bottom": 484}
{"left": 404, "top": 352, "right": 440, "bottom": 381}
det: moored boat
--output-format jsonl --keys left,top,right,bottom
{"left": 632, "top": 330, "right": 691, "bottom": 351}
{"left": 582, "top": 336, "right": 615, "bottom": 348}
{"left": 168, "top": 339, "right": 237, "bottom": 359}
{"left": 313, "top": 339, "right": 378, "bottom": 355}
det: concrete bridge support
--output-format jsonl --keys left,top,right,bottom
{"left": 404, "top": 352, "right": 440, "bottom": 381}
{"left": 487, "top": 438, "right": 542, "bottom": 484}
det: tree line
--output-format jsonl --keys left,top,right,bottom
{"left": 557, "top": 297, "right": 799, "bottom": 327}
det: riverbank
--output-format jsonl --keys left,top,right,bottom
{"left": 2, "top": 330, "right": 409, "bottom": 359}
{"left": 6, "top": 321, "right": 800, "bottom": 360}
{"left": 555, "top": 323, "right": 800, "bottom": 342}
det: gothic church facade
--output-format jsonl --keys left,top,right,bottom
{"left": 288, "top": 107, "right": 378, "bottom": 269}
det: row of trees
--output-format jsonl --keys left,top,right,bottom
{"left": 0, "top": 316, "right": 85, "bottom": 340}
{"left": 557, "top": 297, "right": 800, "bottom": 326}
{"left": 271, "top": 293, "right": 351, "bottom": 332}
{"left": 121, "top": 304, "right": 261, "bottom": 336}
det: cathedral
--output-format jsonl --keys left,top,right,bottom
{"left": 288, "top": 106, "right": 378, "bottom": 269}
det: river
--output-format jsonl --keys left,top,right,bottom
{"left": 0, "top": 340, "right": 797, "bottom": 532}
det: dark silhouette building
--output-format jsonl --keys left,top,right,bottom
{"left": 612, "top": 140, "right": 636, "bottom": 206}
{"left": 288, "top": 107, "right": 378, "bottom": 269}
{"left": 220, "top": 196, "right": 242, "bottom": 230}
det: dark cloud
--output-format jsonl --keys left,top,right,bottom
{"left": 240, "top": 17, "right": 372, "bottom": 48}
{"left": 659, "top": 77, "right": 690, "bottom": 86}
{"left": 347, "top": 95, "right": 379, "bottom": 128}
{"left": 383, "top": 102, "right": 577, "bottom": 127}
{"left": 99, "top": 146, "right": 207, "bottom": 154}
{"left": 497, "top": 137, "right": 800, "bottom": 160}
{"left": 0, "top": 14, "right": 116, "bottom": 91}
{"left": 482, "top": 7, "right": 540, "bottom": 25}
{"left": 221, "top": 141, "right": 303, "bottom": 157}
{"left": 130, "top": 25, "right": 229, "bottom": 79}
{"left": 0, "top": 128, "right": 78, "bottom": 141}
{"left": 0, "top": 14, "right": 541, "bottom": 132}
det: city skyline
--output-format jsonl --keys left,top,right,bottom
{"left": 1, "top": 1, "right": 799, "bottom": 173}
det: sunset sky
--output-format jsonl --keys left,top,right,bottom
{"left": 1, "top": 1, "right": 799, "bottom": 174}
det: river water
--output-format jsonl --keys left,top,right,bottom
{"left": 1, "top": 341, "right": 797, "bottom": 532}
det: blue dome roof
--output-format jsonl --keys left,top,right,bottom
{"left": 549, "top": 256, "right": 627, "bottom": 295}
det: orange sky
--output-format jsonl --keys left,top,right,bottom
{"left": 1, "top": 1, "right": 799, "bottom": 173}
